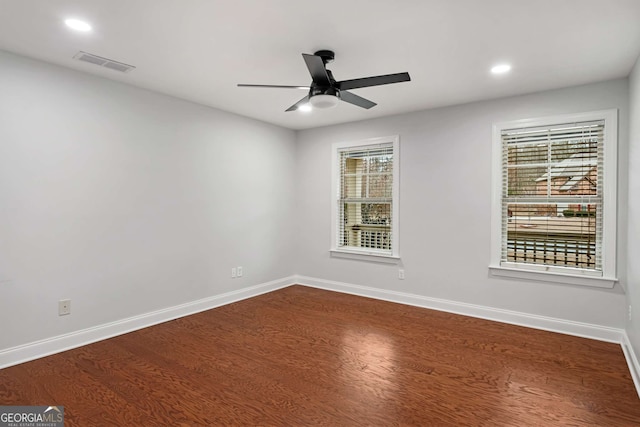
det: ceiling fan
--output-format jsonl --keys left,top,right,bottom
{"left": 238, "top": 50, "right": 411, "bottom": 112}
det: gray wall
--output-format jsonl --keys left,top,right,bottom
{"left": 295, "top": 79, "right": 629, "bottom": 328}
{"left": 0, "top": 51, "right": 297, "bottom": 350}
{"left": 627, "top": 55, "right": 640, "bottom": 353}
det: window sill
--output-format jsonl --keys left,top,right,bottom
{"left": 488, "top": 265, "right": 617, "bottom": 288}
{"left": 330, "top": 249, "right": 400, "bottom": 264}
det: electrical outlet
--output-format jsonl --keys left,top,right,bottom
{"left": 58, "top": 299, "right": 71, "bottom": 316}
{"left": 231, "top": 267, "right": 237, "bottom": 278}
{"left": 398, "top": 269, "right": 405, "bottom": 280}
{"left": 237, "top": 266, "right": 243, "bottom": 277}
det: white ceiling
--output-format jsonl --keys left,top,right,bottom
{"left": 1, "top": 0, "right": 639, "bottom": 130}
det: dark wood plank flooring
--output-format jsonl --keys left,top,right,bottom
{"left": 1, "top": 285, "right": 639, "bottom": 426}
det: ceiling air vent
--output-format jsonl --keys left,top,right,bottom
{"left": 73, "top": 51, "right": 136, "bottom": 73}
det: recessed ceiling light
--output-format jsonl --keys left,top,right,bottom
{"left": 298, "top": 104, "right": 312, "bottom": 113}
{"left": 65, "top": 19, "right": 92, "bottom": 32}
{"left": 491, "top": 64, "right": 512, "bottom": 74}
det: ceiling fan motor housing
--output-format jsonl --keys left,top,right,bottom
{"left": 310, "top": 85, "right": 339, "bottom": 97}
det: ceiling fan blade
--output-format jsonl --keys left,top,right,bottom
{"left": 340, "top": 91, "right": 377, "bottom": 109}
{"left": 337, "top": 72, "right": 411, "bottom": 91}
{"left": 285, "top": 95, "right": 311, "bottom": 112}
{"left": 302, "top": 54, "right": 332, "bottom": 86}
{"left": 238, "top": 84, "right": 310, "bottom": 89}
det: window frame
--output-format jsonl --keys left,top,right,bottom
{"left": 331, "top": 135, "right": 400, "bottom": 262}
{"left": 489, "top": 109, "right": 618, "bottom": 288}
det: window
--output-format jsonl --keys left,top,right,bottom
{"left": 490, "top": 110, "right": 617, "bottom": 287}
{"left": 331, "top": 136, "right": 399, "bottom": 260}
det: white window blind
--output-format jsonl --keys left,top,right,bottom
{"left": 501, "top": 120, "right": 604, "bottom": 273}
{"left": 333, "top": 137, "right": 398, "bottom": 257}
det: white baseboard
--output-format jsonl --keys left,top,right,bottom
{"left": 622, "top": 333, "right": 640, "bottom": 398}
{"left": 293, "top": 275, "right": 625, "bottom": 343}
{"left": 0, "top": 276, "right": 296, "bottom": 369}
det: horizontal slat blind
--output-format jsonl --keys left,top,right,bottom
{"left": 338, "top": 144, "right": 394, "bottom": 253}
{"left": 501, "top": 120, "right": 604, "bottom": 272}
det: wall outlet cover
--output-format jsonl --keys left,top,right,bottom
{"left": 58, "top": 299, "right": 71, "bottom": 316}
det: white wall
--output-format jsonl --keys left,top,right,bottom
{"left": 295, "top": 79, "right": 629, "bottom": 328}
{"left": 0, "top": 51, "right": 297, "bottom": 350}
{"left": 627, "top": 55, "right": 640, "bottom": 352}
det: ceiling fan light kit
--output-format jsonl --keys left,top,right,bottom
{"left": 238, "top": 50, "right": 410, "bottom": 112}
{"left": 309, "top": 94, "right": 340, "bottom": 109}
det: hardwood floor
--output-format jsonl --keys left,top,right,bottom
{"left": 1, "top": 285, "right": 639, "bottom": 426}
